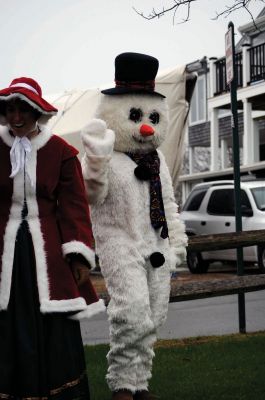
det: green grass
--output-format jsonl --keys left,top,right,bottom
{"left": 85, "top": 332, "right": 265, "bottom": 400}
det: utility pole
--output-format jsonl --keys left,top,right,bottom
{"left": 225, "top": 21, "right": 246, "bottom": 333}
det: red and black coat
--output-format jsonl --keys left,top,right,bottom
{"left": 0, "top": 125, "right": 105, "bottom": 319}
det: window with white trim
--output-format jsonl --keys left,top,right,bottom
{"left": 189, "top": 74, "right": 206, "bottom": 125}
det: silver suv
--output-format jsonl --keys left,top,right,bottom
{"left": 180, "top": 180, "right": 265, "bottom": 274}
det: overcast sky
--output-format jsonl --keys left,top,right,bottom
{"left": 0, "top": 0, "right": 264, "bottom": 94}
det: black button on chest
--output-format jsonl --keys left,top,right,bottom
{"left": 134, "top": 165, "right": 152, "bottom": 181}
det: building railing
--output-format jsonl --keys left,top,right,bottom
{"left": 214, "top": 42, "right": 265, "bottom": 95}
{"left": 214, "top": 52, "right": 243, "bottom": 95}
{"left": 249, "top": 43, "right": 265, "bottom": 82}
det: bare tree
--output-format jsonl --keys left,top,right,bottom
{"left": 134, "top": 0, "right": 265, "bottom": 25}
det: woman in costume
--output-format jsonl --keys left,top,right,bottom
{"left": 0, "top": 77, "right": 105, "bottom": 399}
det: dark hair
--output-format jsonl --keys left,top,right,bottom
{"left": 0, "top": 101, "right": 6, "bottom": 117}
{"left": 0, "top": 99, "right": 42, "bottom": 121}
{"left": 32, "top": 109, "right": 42, "bottom": 120}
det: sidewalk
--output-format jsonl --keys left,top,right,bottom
{"left": 82, "top": 278, "right": 265, "bottom": 344}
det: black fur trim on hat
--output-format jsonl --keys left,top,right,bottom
{"left": 150, "top": 252, "right": 165, "bottom": 268}
{"left": 134, "top": 165, "right": 151, "bottom": 180}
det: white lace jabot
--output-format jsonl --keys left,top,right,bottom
{"left": 9, "top": 136, "right": 33, "bottom": 184}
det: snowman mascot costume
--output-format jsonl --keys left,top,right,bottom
{"left": 81, "top": 53, "right": 187, "bottom": 400}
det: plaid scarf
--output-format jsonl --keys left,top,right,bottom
{"left": 126, "top": 150, "right": 168, "bottom": 239}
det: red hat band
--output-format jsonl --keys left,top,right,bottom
{"left": 115, "top": 79, "right": 155, "bottom": 91}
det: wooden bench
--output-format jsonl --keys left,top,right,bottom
{"left": 91, "top": 229, "right": 265, "bottom": 304}
{"left": 171, "top": 229, "right": 265, "bottom": 301}
{"left": 169, "top": 274, "right": 265, "bottom": 302}
{"left": 92, "top": 273, "right": 265, "bottom": 305}
{"left": 187, "top": 229, "right": 265, "bottom": 252}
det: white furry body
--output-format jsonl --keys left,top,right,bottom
{"left": 81, "top": 94, "right": 187, "bottom": 392}
{"left": 90, "top": 150, "right": 184, "bottom": 272}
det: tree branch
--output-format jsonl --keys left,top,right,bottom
{"left": 134, "top": 0, "right": 265, "bottom": 25}
{"left": 133, "top": 0, "right": 197, "bottom": 24}
{"left": 212, "top": 0, "right": 265, "bottom": 32}
{"left": 213, "top": 0, "right": 252, "bottom": 19}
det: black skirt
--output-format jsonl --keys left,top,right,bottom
{"left": 0, "top": 220, "right": 90, "bottom": 400}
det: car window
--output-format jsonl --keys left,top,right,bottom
{"left": 207, "top": 189, "right": 251, "bottom": 215}
{"left": 251, "top": 186, "right": 265, "bottom": 210}
{"left": 241, "top": 191, "right": 252, "bottom": 208}
{"left": 183, "top": 189, "right": 207, "bottom": 211}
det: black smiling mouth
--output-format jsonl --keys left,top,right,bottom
{"left": 132, "top": 135, "right": 153, "bottom": 144}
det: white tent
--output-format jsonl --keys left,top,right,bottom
{"left": 45, "top": 65, "right": 189, "bottom": 187}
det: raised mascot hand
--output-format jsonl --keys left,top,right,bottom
{"left": 81, "top": 118, "right": 115, "bottom": 157}
{"left": 81, "top": 119, "right": 115, "bottom": 204}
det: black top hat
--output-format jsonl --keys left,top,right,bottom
{"left": 101, "top": 52, "right": 165, "bottom": 98}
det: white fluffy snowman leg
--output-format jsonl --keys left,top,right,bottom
{"left": 104, "top": 260, "right": 156, "bottom": 393}
{"left": 148, "top": 260, "right": 171, "bottom": 329}
{"left": 135, "top": 259, "right": 171, "bottom": 392}
{"left": 134, "top": 332, "right": 156, "bottom": 392}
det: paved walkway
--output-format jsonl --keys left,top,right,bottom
{"left": 82, "top": 267, "right": 265, "bottom": 345}
{"left": 81, "top": 289, "right": 265, "bottom": 345}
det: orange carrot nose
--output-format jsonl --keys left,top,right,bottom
{"left": 140, "top": 124, "right": 155, "bottom": 136}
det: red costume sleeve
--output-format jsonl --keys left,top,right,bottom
{"left": 56, "top": 145, "right": 95, "bottom": 268}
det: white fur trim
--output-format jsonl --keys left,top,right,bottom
{"left": 40, "top": 297, "right": 87, "bottom": 313}
{"left": 62, "top": 241, "right": 95, "bottom": 269}
{"left": 0, "top": 136, "right": 31, "bottom": 308}
{"left": 69, "top": 299, "right": 106, "bottom": 320}
{"left": 27, "top": 218, "right": 50, "bottom": 301}
{"left": 0, "top": 125, "right": 14, "bottom": 146}
{"left": 0, "top": 125, "right": 53, "bottom": 150}
{"left": 0, "top": 218, "right": 22, "bottom": 309}
{"left": 23, "top": 136, "right": 51, "bottom": 303}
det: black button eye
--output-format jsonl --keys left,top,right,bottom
{"left": 129, "top": 108, "right": 143, "bottom": 123}
{"left": 149, "top": 111, "right": 160, "bottom": 125}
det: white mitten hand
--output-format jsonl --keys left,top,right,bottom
{"left": 169, "top": 247, "right": 187, "bottom": 272}
{"left": 81, "top": 118, "right": 115, "bottom": 157}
